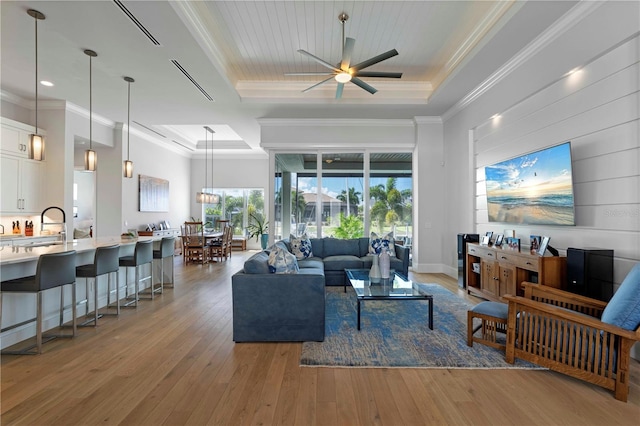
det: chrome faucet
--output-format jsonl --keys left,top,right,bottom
{"left": 41, "top": 206, "right": 67, "bottom": 243}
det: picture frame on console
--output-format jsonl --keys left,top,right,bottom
{"left": 506, "top": 237, "right": 520, "bottom": 251}
{"left": 494, "top": 234, "right": 504, "bottom": 247}
{"left": 538, "top": 236, "right": 551, "bottom": 256}
{"left": 530, "top": 235, "right": 541, "bottom": 254}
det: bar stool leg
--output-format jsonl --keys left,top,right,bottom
{"left": 36, "top": 292, "right": 43, "bottom": 354}
{"left": 122, "top": 267, "right": 137, "bottom": 308}
{"left": 105, "top": 271, "right": 121, "bottom": 316}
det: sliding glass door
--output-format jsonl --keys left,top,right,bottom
{"left": 369, "top": 153, "right": 413, "bottom": 245}
{"left": 321, "top": 153, "right": 364, "bottom": 238}
{"left": 274, "top": 152, "right": 412, "bottom": 242}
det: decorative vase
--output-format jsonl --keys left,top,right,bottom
{"left": 379, "top": 248, "right": 391, "bottom": 279}
{"left": 260, "top": 233, "right": 269, "bottom": 250}
{"left": 369, "top": 255, "right": 381, "bottom": 284}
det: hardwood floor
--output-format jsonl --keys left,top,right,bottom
{"left": 2, "top": 251, "right": 639, "bottom": 425}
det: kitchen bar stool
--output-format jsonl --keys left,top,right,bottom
{"left": 1, "top": 250, "right": 77, "bottom": 354}
{"left": 75, "top": 244, "right": 120, "bottom": 325}
{"left": 153, "top": 237, "right": 176, "bottom": 290}
{"left": 119, "top": 240, "right": 153, "bottom": 307}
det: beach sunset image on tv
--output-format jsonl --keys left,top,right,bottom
{"left": 485, "top": 142, "right": 575, "bottom": 225}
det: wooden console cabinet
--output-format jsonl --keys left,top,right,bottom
{"left": 466, "top": 243, "right": 566, "bottom": 301}
{"left": 138, "top": 228, "right": 181, "bottom": 254}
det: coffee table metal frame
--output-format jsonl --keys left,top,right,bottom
{"left": 345, "top": 269, "right": 433, "bottom": 331}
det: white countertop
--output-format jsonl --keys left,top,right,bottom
{"left": 0, "top": 236, "right": 156, "bottom": 266}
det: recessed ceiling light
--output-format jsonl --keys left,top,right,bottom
{"left": 40, "top": 80, "right": 54, "bottom": 87}
{"left": 490, "top": 114, "right": 501, "bottom": 120}
{"left": 565, "top": 67, "right": 581, "bottom": 76}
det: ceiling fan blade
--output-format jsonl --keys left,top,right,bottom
{"left": 355, "top": 71, "right": 403, "bottom": 78}
{"left": 336, "top": 83, "right": 344, "bottom": 99}
{"left": 298, "top": 49, "right": 341, "bottom": 72}
{"left": 351, "top": 77, "right": 377, "bottom": 94}
{"left": 284, "top": 72, "right": 334, "bottom": 76}
{"left": 350, "top": 49, "right": 399, "bottom": 72}
{"left": 340, "top": 37, "right": 355, "bottom": 70}
{"left": 302, "top": 76, "right": 335, "bottom": 93}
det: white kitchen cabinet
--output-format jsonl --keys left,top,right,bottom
{"left": 1, "top": 118, "right": 34, "bottom": 158}
{"left": 1, "top": 154, "right": 43, "bottom": 214}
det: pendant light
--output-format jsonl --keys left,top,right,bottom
{"left": 84, "top": 49, "right": 98, "bottom": 171}
{"left": 28, "top": 9, "right": 45, "bottom": 161}
{"left": 123, "top": 76, "right": 134, "bottom": 178}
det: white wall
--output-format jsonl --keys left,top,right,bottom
{"left": 412, "top": 117, "right": 446, "bottom": 273}
{"left": 443, "top": 1, "right": 640, "bottom": 280}
{"left": 442, "top": 2, "right": 639, "bottom": 357}
{"left": 473, "top": 36, "right": 639, "bottom": 281}
{"left": 189, "top": 157, "right": 269, "bottom": 222}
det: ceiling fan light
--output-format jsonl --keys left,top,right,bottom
{"left": 335, "top": 72, "right": 352, "bottom": 83}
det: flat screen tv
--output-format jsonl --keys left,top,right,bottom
{"left": 484, "top": 142, "right": 575, "bottom": 225}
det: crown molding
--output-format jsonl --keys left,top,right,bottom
{"left": 413, "top": 116, "right": 442, "bottom": 125}
{"left": 260, "top": 139, "right": 415, "bottom": 150}
{"left": 441, "top": 0, "right": 604, "bottom": 122}
{"left": 443, "top": 1, "right": 515, "bottom": 75}
{"left": 238, "top": 81, "right": 432, "bottom": 104}
{"left": 169, "top": 0, "right": 235, "bottom": 98}
{"left": 65, "top": 102, "right": 116, "bottom": 128}
{"left": 257, "top": 118, "right": 415, "bottom": 128}
{"left": 0, "top": 90, "right": 30, "bottom": 108}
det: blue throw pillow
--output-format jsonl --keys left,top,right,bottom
{"left": 268, "top": 244, "right": 299, "bottom": 274}
{"left": 368, "top": 231, "right": 396, "bottom": 257}
{"left": 289, "top": 233, "right": 313, "bottom": 259}
{"left": 601, "top": 263, "right": 640, "bottom": 331}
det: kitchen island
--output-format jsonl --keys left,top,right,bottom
{"left": 0, "top": 236, "right": 165, "bottom": 350}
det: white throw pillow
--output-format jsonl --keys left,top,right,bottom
{"left": 268, "top": 244, "right": 299, "bottom": 274}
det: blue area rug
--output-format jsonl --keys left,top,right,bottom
{"left": 301, "top": 284, "right": 542, "bottom": 369}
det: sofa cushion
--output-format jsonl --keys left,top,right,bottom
{"left": 358, "top": 237, "right": 371, "bottom": 257}
{"left": 298, "top": 267, "right": 325, "bottom": 276}
{"left": 323, "top": 255, "right": 363, "bottom": 271}
{"left": 309, "top": 238, "right": 324, "bottom": 258}
{"left": 244, "top": 251, "right": 271, "bottom": 274}
{"left": 297, "top": 259, "right": 324, "bottom": 270}
{"left": 601, "top": 263, "right": 640, "bottom": 331}
{"left": 324, "top": 238, "right": 360, "bottom": 257}
{"left": 289, "top": 233, "right": 314, "bottom": 259}
{"left": 369, "top": 231, "right": 396, "bottom": 257}
{"left": 268, "top": 245, "right": 299, "bottom": 274}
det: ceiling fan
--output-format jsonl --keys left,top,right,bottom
{"left": 285, "top": 13, "right": 402, "bottom": 99}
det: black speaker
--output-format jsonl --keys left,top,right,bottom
{"left": 567, "top": 248, "right": 614, "bottom": 302}
{"left": 458, "top": 233, "right": 480, "bottom": 288}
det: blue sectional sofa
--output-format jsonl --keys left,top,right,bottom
{"left": 231, "top": 237, "right": 410, "bottom": 342}
{"left": 296, "top": 237, "right": 410, "bottom": 286}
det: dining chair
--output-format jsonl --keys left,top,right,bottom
{"left": 183, "top": 221, "right": 207, "bottom": 265}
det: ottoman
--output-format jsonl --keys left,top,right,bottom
{"left": 467, "top": 301, "right": 509, "bottom": 351}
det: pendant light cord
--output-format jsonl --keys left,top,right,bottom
{"left": 89, "top": 54, "right": 92, "bottom": 150}
{"left": 127, "top": 80, "right": 131, "bottom": 160}
{"left": 204, "top": 127, "right": 208, "bottom": 196}
{"left": 34, "top": 13, "right": 39, "bottom": 134}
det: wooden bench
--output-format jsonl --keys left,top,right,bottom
{"left": 231, "top": 237, "right": 247, "bottom": 251}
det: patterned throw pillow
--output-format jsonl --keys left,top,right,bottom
{"left": 289, "top": 233, "right": 313, "bottom": 259}
{"left": 369, "top": 231, "right": 396, "bottom": 257}
{"left": 268, "top": 244, "right": 299, "bottom": 274}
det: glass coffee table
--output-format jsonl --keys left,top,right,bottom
{"left": 345, "top": 269, "right": 433, "bottom": 331}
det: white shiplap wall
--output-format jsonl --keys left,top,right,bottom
{"left": 473, "top": 35, "right": 639, "bottom": 286}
